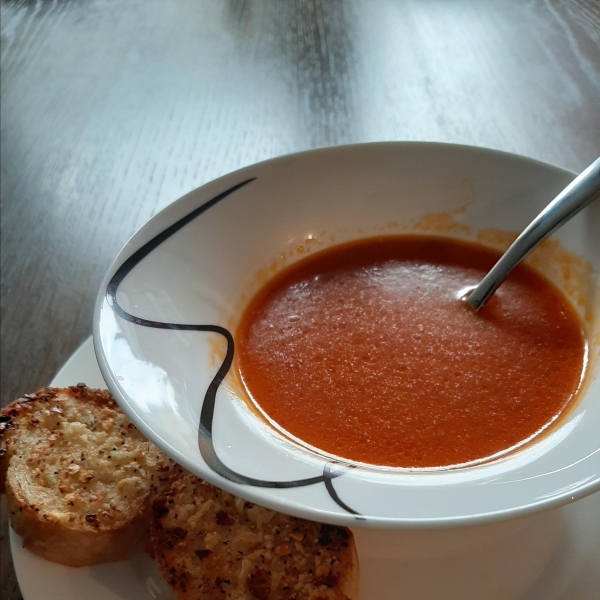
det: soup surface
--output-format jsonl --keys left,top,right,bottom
{"left": 236, "top": 237, "right": 586, "bottom": 468}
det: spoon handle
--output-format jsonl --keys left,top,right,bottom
{"left": 467, "top": 157, "right": 600, "bottom": 311}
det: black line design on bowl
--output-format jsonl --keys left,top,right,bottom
{"left": 105, "top": 178, "right": 362, "bottom": 518}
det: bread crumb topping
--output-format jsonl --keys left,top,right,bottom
{"left": 2, "top": 386, "right": 161, "bottom": 531}
{"left": 151, "top": 464, "right": 358, "bottom": 599}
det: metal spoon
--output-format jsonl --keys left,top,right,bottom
{"left": 466, "top": 157, "right": 600, "bottom": 311}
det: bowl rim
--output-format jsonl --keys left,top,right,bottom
{"left": 93, "top": 141, "right": 599, "bottom": 529}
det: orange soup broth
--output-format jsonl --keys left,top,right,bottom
{"left": 235, "top": 237, "right": 587, "bottom": 469}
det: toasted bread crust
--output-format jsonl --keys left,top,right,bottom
{"left": 151, "top": 462, "right": 360, "bottom": 600}
{"left": 1, "top": 385, "right": 163, "bottom": 566}
{"left": 5, "top": 485, "right": 150, "bottom": 566}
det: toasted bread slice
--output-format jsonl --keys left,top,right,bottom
{"left": 0, "top": 385, "right": 164, "bottom": 566}
{"left": 151, "top": 462, "right": 360, "bottom": 600}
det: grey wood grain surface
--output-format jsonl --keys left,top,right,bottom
{"left": 1, "top": 0, "right": 599, "bottom": 598}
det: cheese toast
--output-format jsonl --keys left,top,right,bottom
{"left": 1, "top": 385, "right": 163, "bottom": 566}
{"left": 151, "top": 461, "right": 360, "bottom": 600}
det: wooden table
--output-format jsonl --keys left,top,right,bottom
{"left": 1, "top": 1, "right": 599, "bottom": 597}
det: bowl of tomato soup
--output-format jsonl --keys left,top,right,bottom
{"left": 236, "top": 236, "right": 587, "bottom": 471}
{"left": 94, "top": 142, "right": 599, "bottom": 528}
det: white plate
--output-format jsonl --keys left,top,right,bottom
{"left": 93, "top": 143, "right": 600, "bottom": 528}
{"left": 10, "top": 338, "right": 600, "bottom": 600}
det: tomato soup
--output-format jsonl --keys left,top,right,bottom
{"left": 235, "top": 237, "right": 586, "bottom": 468}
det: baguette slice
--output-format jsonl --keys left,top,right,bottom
{"left": 151, "top": 462, "right": 360, "bottom": 600}
{"left": 0, "top": 385, "right": 164, "bottom": 566}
